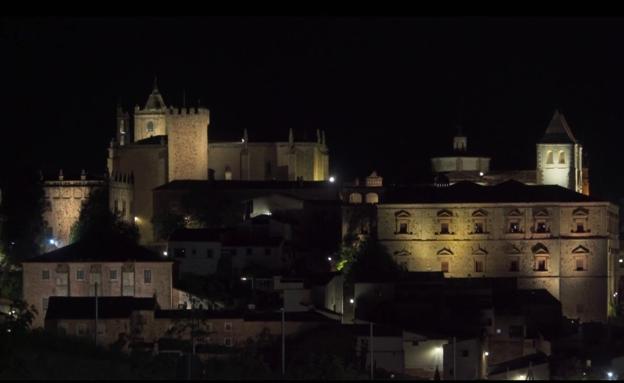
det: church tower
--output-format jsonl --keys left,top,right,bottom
{"left": 133, "top": 78, "right": 168, "bottom": 141}
{"left": 536, "top": 110, "right": 583, "bottom": 193}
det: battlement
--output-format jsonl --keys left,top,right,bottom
{"left": 110, "top": 171, "right": 134, "bottom": 185}
{"left": 166, "top": 106, "right": 210, "bottom": 116}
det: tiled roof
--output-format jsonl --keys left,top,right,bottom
{"left": 382, "top": 180, "right": 598, "bottom": 204}
{"left": 45, "top": 297, "right": 156, "bottom": 320}
{"left": 23, "top": 238, "right": 170, "bottom": 263}
{"left": 540, "top": 110, "right": 577, "bottom": 144}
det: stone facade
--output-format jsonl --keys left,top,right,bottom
{"left": 23, "top": 261, "right": 173, "bottom": 328}
{"left": 375, "top": 202, "right": 619, "bottom": 323}
{"left": 42, "top": 175, "right": 105, "bottom": 248}
{"left": 167, "top": 108, "right": 209, "bottom": 181}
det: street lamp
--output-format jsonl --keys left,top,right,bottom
{"left": 329, "top": 176, "right": 336, "bottom": 183}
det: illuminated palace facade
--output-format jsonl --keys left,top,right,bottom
{"left": 343, "top": 111, "right": 619, "bottom": 323}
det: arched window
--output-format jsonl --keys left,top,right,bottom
{"left": 558, "top": 151, "right": 565, "bottom": 164}
{"left": 365, "top": 193, "right": 379, "bottom": 204}
{"left": 546, "top": 151, "right": 553, "bottom": 164}
{"left": 349, "top": 193, "right": 363, "bottom": 204}
{"left": 146, "top": 121, "right": 154, "bottom": 135}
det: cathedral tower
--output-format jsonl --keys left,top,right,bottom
{"left": 134, "top": 78, "right": 168, "bottom": 141}
{"left": 536, "top": 110, "right": 583, "bottom": 193}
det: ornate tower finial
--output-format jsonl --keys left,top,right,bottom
{"left": 58, "top": 169, "right": 64, "bottom": 181}
{"left": 153, "top": 76, "right": 159, "bottom": 92}
{"left": 243, "top": 128, "right": 249, "bottom": 143}
{"left": 80, "top": 169, "right": 86, "bottom": 180}
{"left": 316, "top": 129, "right": 321, "bottom": 144}
{"left": 288, "top": 128, "right": 294, "bottom": 146}
{"left": 321, "top": 130, "right": 326, "bottom": 147}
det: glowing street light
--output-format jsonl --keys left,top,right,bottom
{"left": 329, "top": 176, "right": 336, "bottom": 183}
{"left": 134, "top": 216, "right": 139, "bottom": 223}
{"left": 327, "top": 257, "right": 332, "bottom": 261}
{"left": 479, "top": 172, "right": 484, "bottom": 176}
{"left": 241, "top": 277, "right": 248, "bottom": 281}
{"left": 349, "top": 298, "right": 354, "bottom": 304}
{"left": 484, "top": 351, "right": 489, "bottom": 357}
{"left": 163, "top": 251, "right": 168, "bottom": 256}
{"left": 608, "top": 371, "right": 614, "bottom": 379}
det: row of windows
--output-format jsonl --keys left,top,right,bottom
{"left": 435, "top": 256, "right": 587, "bottom": 273}
{"left": 395, "top": 219, "right": 589, "bottom": 235}
{"left": 348, "top": 193, "right": 379, "bottom": 204}
{"left": 545, "top": 150, "right": 566, "bottom": 165}
{"left": 173, "top": 247, "right": 273, "bottom": 258}
{"left": 42, "top": 269, "right": 152, "bottom": 284}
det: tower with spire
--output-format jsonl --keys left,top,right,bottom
{"left": 536, "top": 110, "right": 583, "bottom": 193}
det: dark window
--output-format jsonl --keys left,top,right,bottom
{"left": 510, "top": 260, "right": 519, "bottom": 272}
{"left": 42, "top": 270, "right": 50, "bottom": 280}
{"left": 192, "top": 248, "right": 197, "bottom": 255}
{"left": 475, "top": 261, "right": 484, "bottom": 273}
{"left": 399, "top": 222, "right": 408, "bottom": 234}
{"left": 440, "top": 222, "right": 450, "bottom": 234}
{"left": 576, "top": 223, "right": 585, "bottom": 233}
{"left": 474, "top": 222, "right": 484, "bottom": 233}
{"left": 441, "top": 261, "right": 449, "bottom": 273}
{"left": 509, "top": 325, "right": 523, "bottom": 338}
{"left": 576, "top": 258, "right": 585, "bottom": 271}
{"left": 206, "top": 249, "right": 214, "bottom": 259}
{"left": 509, "top": 222, "right": 520, "bottom": 233}
{"left": 224, "top": 322, "right": 232, "bottom": 331}
{"left": 174, "top": 248, "right": 186, "bottom": 258}
{"left": 76, "top": 270, "right": 85, "bottom": 281}
{"left": 144, "top": 270, "right": 152, "bottom": 284}
{"left": 536, "top": 222, "right": 548, "bottom": 233}
{"left": 537, "top": 259, "right": 547, "bottom": 271}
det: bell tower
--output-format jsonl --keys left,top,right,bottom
{"left": 536, "top": 110, "right": 583, "bottom": 193}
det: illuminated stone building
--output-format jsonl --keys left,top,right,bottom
{"left": 431, "top": 110, "right": 589, "bottom": 195}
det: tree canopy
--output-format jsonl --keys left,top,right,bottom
{"left": 335, "top": 238, "right": 404, "bottom": 283}
{"left": 69, "top": 187, "right": 139, "bottom": 244}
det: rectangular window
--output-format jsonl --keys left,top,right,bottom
{"left": 576, "top": 258, "right": 585, "bottom": 271}
{"left": 576, "top": 223, "right": 585, "bottom": 233}
{"left": 509, "top": 221, "right": 520, "bottom": 233}
{"left": 246, "top": 248, "right": 253, "bottom": 256}
{"left": 144, "top": 270, "right": 152, "bottom": 284}
{"left": 474, "top": 222, "right": 484, "bottom": 234}
{"left": 206, "top": 249, "right": 214, "bottom": 259}
{"left": 441, "top": 261, "right": 449, "bottom": 273}
{"left": 110, "top": 270, "right": 118, "bottom": 281}
{"left": 264, "top": 248, "right": 271, "bottom": 256}
{"left": 440, "top": 223, "right": 450, "bottom": 234}
{"left": 122, "top": 271, "right": 135, "bottom": 296}
{"left": 76, "top": 269, "right": 85, "bottom": 281}
{"left": 399, "top": 222, "right": 408, "bottom": 234}
{"left": 475, "top": 260, "right": 484, "bottom": 273}
{"left": 224, "top": 337, "right": 233, "bottom": 347}
{"left": 42, "top": 270, "right": 50, "bottom": 280}
{"left": 224, "top": 322, "right": 232, "bottom": 332}
{"left": 174, "top": 248, "right": 186, "bottom": 258}
{"left": 510, "top": 260, "right": 519, "bottom": 272}
{"left": 536, "top": 221, "right": 548, "bottom": 233}
{"left": 536, "top": 259, "right": 547, "bottom": 271}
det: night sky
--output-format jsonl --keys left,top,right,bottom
{"left": 2, "top": 17, "right": 624, "bottom": 200}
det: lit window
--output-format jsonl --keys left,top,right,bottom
{"left": 76, "top": 269, "right": 85, "bottom": 281}
{"left": 144, "top": 270, "right": 152, "bottom": 284}
{"left": 42, "top": 270, "right": 50, "bottom": 280}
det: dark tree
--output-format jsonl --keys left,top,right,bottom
{"left": 69, "top": 187, "right": 139, "bottom": 243}
{"left": 336, "top": 238, "right": 404, "bottom": 283}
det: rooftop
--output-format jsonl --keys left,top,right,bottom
{"left": 382, "top": 180, "right": 598, "bottom": 204}
{"left": 23, "top": 238, "right": 170, "bottom": 263}
{"left": 45, "top": 297, "right": 156, "bottom": 320}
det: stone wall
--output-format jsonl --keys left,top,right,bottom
{"left": 375, "top": 202, "right": 618, "bottom": 323}
{"left": 166, "top": 108, "right": 209, "bottom": 181}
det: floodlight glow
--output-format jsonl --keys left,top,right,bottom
{"left": 329, "top": 176, "right": 336, "bottom": 183}
{"left": 163, "top": 251, "right": 168, "bottom": 256}
{"left": 349, "top": 298, "right": 354, "bottom": 304}
{"left": 49, "top": 239, "right": 54, "bottom": 245}
{"left": 479, "top": 172, "right": 484, "bottom": 176}
{"left": 328, "top": 257, "right": 332, "bottom": 261}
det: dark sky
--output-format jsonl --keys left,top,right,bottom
{"left": 1, "top": 17, "right": 624, "bottom": 200}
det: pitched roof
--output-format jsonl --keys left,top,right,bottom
{"left": 45, "top": 297, "right": 156, "bottom": 320}
{"left": 143, "top": 80, "right": 167, "bottom": 110}
{"left": 382, "top": 180, "right": 598, "bottom": 204}
{"left": 540, "top": 110, "right": 577, "bottom": 144}
{"left": 23, "top": 238, "right": 170, "bottom": 263}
